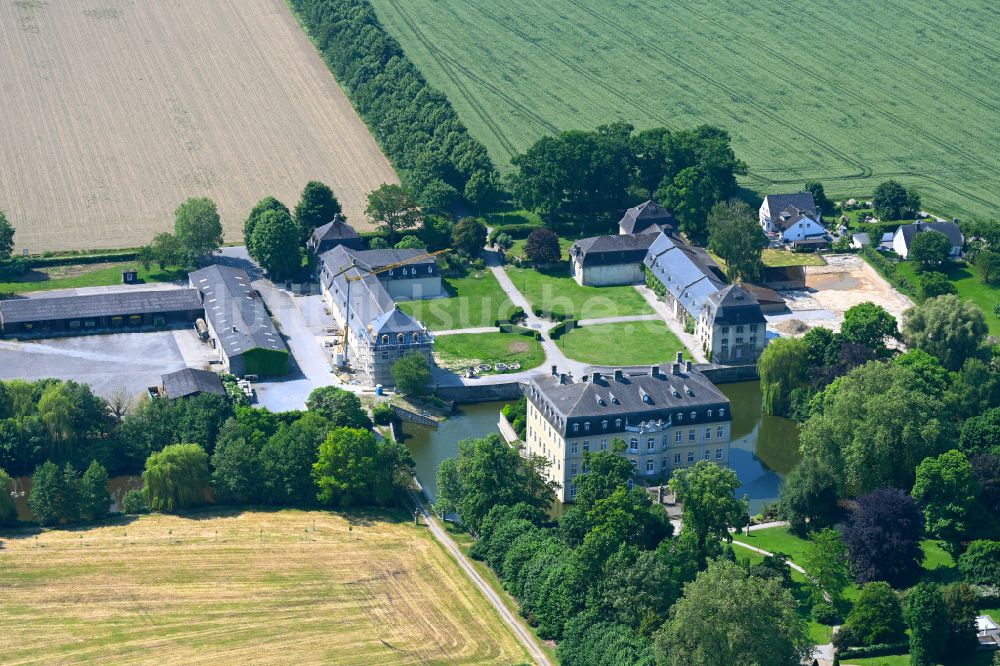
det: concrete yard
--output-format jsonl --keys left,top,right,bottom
{"left": 769, "top": 254, "right": 913, "bottom": 335}
{"left": 0, "top": 328, "right": 217, "bottom": 399}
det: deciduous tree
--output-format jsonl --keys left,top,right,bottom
{"left": 911, "top": 450, "right": 979, "bottom": 560}
{"left": 391, "top": 353, "right": 431, "bottom": 397}
{"left": 174, "top": 197, "right": 223, "bottom": 261}
{"left": 313, "top": 427, "right": 414, "bottom": 507}
{"left": 652, "top": 559, "right": 812, "bottom": 666}
{"left": 305, "top": 386, "right": 372, "bottom": 429}
{"left": 244, "top": 196, "right": 289, "bottom": 258}
{"left": 902, "top": 294, "right": 988, "bottom": 371}
{"left": 250, "top": 208, "right": 302, "bottom": 279}
{"left": 845, "top": 582, "right": 905, "bottom": 646}
{"left": 802, "top": 528, "right": 851, "bottom": 605}
{"left": 451, "top": 217, "right": 487, "bottom": 256}
{"left": 904, "top": 582, "right": 947, "bottom": 666}
{"left": 259, "top": 413, "right": 328, "bottom": 506}
{"left": 873, "top": 180, "right": 918, "bottom": 221}
{"left": 840, "top": 301, "right": 897, "bottom": 351}
{"left": 142, "top": 443, "right": 210, "bottom": 512}
{"left": 758, "top": 337, "right": 810, "bottom": 416}
{"left": 79, "top": 460, "right": 110, "bottom": 521}
{"left": 293, "top": 181, "right": 341, "bottom": 241}
{"left": 668, "top": 461, "right": 747, "bottom": 566}
{"left": 957, "top": 540, "right": 1000, "bottom": 586}
{"left": 365, "top": 184, "right": 421, "bottom": 244}
{"left": 0, "top": 467, "right": 18, "bottom": 526}
{"left": 706, "top": 200, "right": 767, "bottom": 282}
{"left": 910, "top": 230, "right": 952, "bottom": 269}
{"left": 778, "top": 457, "right": 839, "bottom": 535}
{"left": 942, "top": 582, "right": 979, "bottom": 658}
{"left": 0, "top": 211, "right": 14, "bottom": 259}
{"left": 973, "top": 249, "right": 1000, "bottom": 284}
{"left": 916, "top": 270, "right": 957, "bottom": 301}
{"left": 844, "top": 488, "right": 924, "bottom": 587}
{"left": 805, "top": 181, "right": 832, "bottom": 216}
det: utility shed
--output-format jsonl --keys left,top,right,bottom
{"left": 0, "top": 288, "right": 202, "bottom": 337}
{"left": 188, "top": 265, "right": 289, "bottom": 377}
{"left": 161, "top": 368, "right": 226, "bottom": 399}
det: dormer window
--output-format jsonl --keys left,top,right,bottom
{"left": 381, "top": 334, "right": 389, "bottom": 345}
{"left": 677, "top": 413, "right": 683, "bottom": 421}
{"left": 584, "top": 422, "right": 590, "bottom": 431}
{"left": 615, "top": 419, "right": 622, "bottom": 428}
{"left": 573, "top": 424, "right": 579, "bottom": 433}
{"left": 397, "top": 334, "right": 404, "bottom": 344}
{"left": 602, "top": 420, "right": 608, "bottom": 429}
{"left": 690, "top": 411, "right": 696, "bottom": 420}
{"left": 708, "top": 409, "right": 713, "bottom": 418}
{"left": 412, "top": 333, "right": 420, "bottom": 343}
{"left": 428, "top": 266, "right": 433, "bottom": 274}
{"left": 402, "top": 267, "right": 408, "bottom": 276}
{"left": 719, "top": 408, "right": 725, "bottom": 417}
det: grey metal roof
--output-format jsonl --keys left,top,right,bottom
{"left": 643, "top": 233, "right": 726, "bottom": 317}
{"left": 527, "top": 363, "right": 730, "bottom": 435}
{"left": 763, "top": 192, "right": 818, "bottom": 220}
{"left": 897, "top": 221, "right": 963, "bottom": 249}
{"left": 311, "top": 214, "right": 360, "bottom": 242}
{"left": 319, "top": 246, "right": 427, "bottom": 343}
{"left": 188, "top": 265, "right": 287, "bottom": 358}
{"left": 618, "top": 200, "right": 676, "bottom": 235}
{"left": 706, "top": 285, "right": 767, "bottom": 326}
{"left": 570, "top": 233, "right": 658, "bottom": 266}
{"left": 0, "top": 288, "right": 202, "bottom": 325}
{"left": 161, "top": 368, "right": 226, "bottom": 399}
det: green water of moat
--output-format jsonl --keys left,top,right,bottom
{"left": 402, "top": 381, "right": 800, "bottom": 513}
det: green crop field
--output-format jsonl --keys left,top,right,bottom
{"left": 372, "top": 0, "right": 1000, "bottom": 220}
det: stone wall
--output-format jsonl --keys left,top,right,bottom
{"left": 435, "top": 381, "right": 525, "bottom": 403}
{"left": 695, "top": 363, "right": 759, "bottom": 383}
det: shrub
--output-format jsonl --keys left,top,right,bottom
{"left": 494, "top": 223, "right": 538, "bottom": 240}
{"left": 524, "top": 228, "right": 561, "bottom": 265}
{"left": 811, "top": 601, "right": 841, "bottom": 625}
{"left": 392, "top": 353, "right": 432, "bottom": 396}
{"left": 372, "top": 403, "right": 396, "bottom": 426}
{"left": 837, "top": 642, "right": 909, "bottom": 659}
{"left": 121, "top": 488, "right": 148, "bottom": 515}
{"left": 917, "top": 271, "right": 957, "bottom": 301}
{"left": 142, "top": 443, "right": 211, "bottom": 513}
{"left": 845, "top": 582, "right": 906, "bottom": 646}
{"left": 549, "top": 319, "right": 577, "bottom": 340}
{"left": 958, "top": 540, "right": 1000, "bottom": 585}
{"left": 499, "top": 323, "right": 541, "bottom": 340}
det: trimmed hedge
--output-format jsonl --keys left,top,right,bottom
{"left": 288, "top": 0, "right": 497, "bottom": 203}
{"left": 492, "top": 223, "right": 538, "bottom": 239}
{"left": 549, "top": 319, "right": 577, "bottom": 340}
{"left": 532, "top": 306, "right": 569, "bottom": 321}
{"left": 500, "top": 323, "right": 541, "bottom": 340}
{"left": 27, "top": 250, "right": 140, "bottom": 268}
{"left": 494, "top": 307, "right": 526, "bottom": 327}
{"left": 837, "top": 642, "right": 908, "bottom": 659}
{"left": 860, "top": 246, "right": 916, "bottom": 297}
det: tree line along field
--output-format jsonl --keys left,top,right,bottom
{"left": 0, "top": 510, "right": 530, "bottom": 665}
{"left": 0, "top": 0, "right": 397, "bottom": 253}
{"left": 371, "top": 0, "right": 1000, "bottom": 221}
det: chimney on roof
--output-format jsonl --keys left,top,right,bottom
{"left": 649, "top": 365, "right": 660, "bottom": 378}
{"left": 551, "top": 365, "right": 558, "bottom": 376}
{"left": 685, "top": 360, "right": 692, "bottom": 372}
{"left": 613, "top": 369, "right": 624, "bottom": 382}
{"left": 675, "top": 351, "right": 683, "bottom": 364}
{"left": 581, "top": 374, "right": 589, "bottom": 383}
{"left": 672, "top": 362, "right": 681, "bottom": 376}
{"left": 559, "top": 373, "right": 568, "bottom": 385}
{"left": 593, "top": 371, "right": 602, "bottom": 383}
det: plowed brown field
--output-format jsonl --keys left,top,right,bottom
{"left": 0, "top": 0, "right": 397, "bottom": 253}
{"left": 0, "top": 510, "right": 529, "bottom": 665}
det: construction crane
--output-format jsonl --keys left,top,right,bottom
{"left": 328, "top": 248, "right": 450, "bottom": 369}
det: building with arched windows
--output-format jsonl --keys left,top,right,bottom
{"left": 524, "top": 352, "right": 732, "bottom": 502}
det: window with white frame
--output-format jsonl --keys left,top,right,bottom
{"left": 615, "top": 419, "right": 622, "bottom": 427}
{"left": 570, "top": 463, "right": 578, "bottom": 476}
{"left": 630, "top": 438, "right": 638, "bottom": 450}
{"left": 703, "top": 449, "right": 710, "bottom": 460}
{"left": 570, "top": 484, "right": 577, "bottom": 498}
{"left": 573, "top": 423, "right": 579, "bottom": 433}
{"left": 584, "top": 422, "right": 590, "bottom": 431}
{"left": 674, "top": 453, "right": 681, "bottom": 465}
{"left": 716, "top": 448, "right": 723, "bottom": 460}
{"left": 688, "top": 429, "right": 695, "bottom": 441}
{"left": 687, "top": 450, "right": 695, "bottom": 463}
{"left": 708, "top": 409, "right": 713, "bottom": 418}
{"left": 719, "top": 408, "right": 725, "bottom": 417}
{"left": 601, "top": 438, "right": 608, "bottom": 450}
{"left": 583, "top": 441, "right": 589, "bottom": 452}
{"left": 705, "top": 427, "right": 712, "bottom": 440}
{"left": 717, "top": 426, "right": 724, "bottom": 439}
{"left": 646, "top": 460, "right": 654, "bottom": 472}
{"left": 647, "top": 438, "right": 655, "bottom": 451}
{"left": 571, "top": 442, "right": 578, "bottom": 455}
{"left": 602, "top": 420, "right": 608, "bottom": 429}
{"left": 675, "top": 431, "right": 682, "bottom": 443}
{"left": 690, "top": 411, "right": 696, "bottom": 420}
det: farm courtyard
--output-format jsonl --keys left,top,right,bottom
{"left": 0, "top": 510, "right": 529, "bottom": 665}
{"left": 0, "top": 0, "right": 397, "bottom": 252}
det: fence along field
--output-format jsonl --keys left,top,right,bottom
{"left": 0, "top": 510, "right": 530, "bottom": 665}
{"left": 371, "top": 0, "right": 1000, "bottom": 221}
{"left": 0, "top": 0, "right": 397, "bottom": 253}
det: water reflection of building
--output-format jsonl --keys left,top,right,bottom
{"left": 524, "top": 354, "right": 732, "bottom": 502}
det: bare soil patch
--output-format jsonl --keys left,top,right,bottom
{"left": 0, "top": 0, "right": 397, "bottom": 252}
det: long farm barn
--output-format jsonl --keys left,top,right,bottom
{"left": 372, "top": 0, "right": 1000, "bottom": 220}
{"left": 0, "top": 0, "right": 397, "bottom": 252}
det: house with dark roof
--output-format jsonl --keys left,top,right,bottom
{"left": 618, "top": 200, "right": 676, "bottom": 235}
{"left": 891, "top": 221, "right": 964, "bottom": 259}
{"left": 0, "top": 288, "right": 202, "bottom": 337}
{"left": 769, "top": 206, "right": 828, "bottom": 245}
{"left": 318, "top": 245, "right": 439, "bottom": 385}
{"left": 700, "top": 285, "right": 767, "bottom": 363}
{"left": 188, "top": 265, "right": 289, "bottom": 377}
{"left": 524, "top": 355, "right": 732, "bottom": 501}
{"left": 160, "top": 368, "right": 226, "bottom": 399}
{"left": 569, "top": 233, "right": 658, "bottom": 286}
{"left": 759, "top": 192, "right": 819, "bottom": 233}
{"left": 306, "top": 214, "right": 364, "bottom": 255}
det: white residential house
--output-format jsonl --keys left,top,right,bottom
{"left": 891, "top": 221, "right": 964, "bottom": 259}
{"left": 759, "top": 192, "right": 819, "bottom": 233}
{"left": 769, "top": 207, "right": 828, "bottom": 243}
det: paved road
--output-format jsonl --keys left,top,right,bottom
{"left": 412, "top": 492, "right": 553, "bottom": 666}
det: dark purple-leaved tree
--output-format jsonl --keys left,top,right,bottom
{"left": 844, "top": 488, "right": 925, "bottom": 587}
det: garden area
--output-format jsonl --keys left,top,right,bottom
{"left": 507, "top": 266, "right": 653, "bottom": 320}
{"left": 432, "top": 331, "right": 544, "bottom": 374}
{"left": 0, "top": 261, "right": 186, "bottom": 295}
{"left": 556, "top": 321, "right": 691, "bottom": 366}
{"left": 396, "top": 270, "right": 516, "bottom": 331}
{"left": 895, "top": 260, "right": 1000, "bottom": 336}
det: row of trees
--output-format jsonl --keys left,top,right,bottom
{"left": 508, "top": 124, "right": 746, "bottom": 241}
{"left": 288, "top": 0, "right": 500, "bottom": 211}
{"left": 435, "top": 434, "right": 819, "bottom": 665}
{"left": 139, "top": 197, "right": 224, "bottom": 269}
{"left": 26, "top": 460, "right": 110, "bottom": 526}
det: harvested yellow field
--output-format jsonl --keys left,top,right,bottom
{"left": 0, "top": 0, "right": 397, "bottom": 253}
{"left": 0, "top": 510, "right": 529, "bottom": 665}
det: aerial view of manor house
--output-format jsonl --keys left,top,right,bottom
{"left": 1, "top": 0, "right": 998, "bottom": 664}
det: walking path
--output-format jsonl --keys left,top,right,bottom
{"left": 433, "top": 326, "right": 500, "bottom": 336}
{"left": 576, "top": 313, "right": 660, "bottom": 326}
{"left": 633, "top": 285, "right": 708, "bottom": 363}
{"left": 410, "top": 491, "right": 553, "bottom": 666}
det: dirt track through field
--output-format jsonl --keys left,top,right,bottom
{"left": 0, "top": 0, "right": 397, "bottom": 252}
{"left": 0, "top": 510, "right": 529, "bottom": 665}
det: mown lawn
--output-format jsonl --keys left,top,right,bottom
{"left": 895, "top": 260, "right": 1000, "bottom": 335}
{"left": 507, "top": 266, "right": 653, "bottom": 320}
{"left": 556, "top": 321, "right": 690, "bottom": 366}
{"left": 762, "top": 248, "right": 826, "bottom": 267}
{"left": 508, "top": 235, "right": 575, "bottom": 261}
{"left": 397, "top": 271, "right": 515, "bottom": 330}
{"left": 0, "top": 262, "right": 187, "bottom": 295}
{"left": 433, "top": 331, "right": 544, "bottom": 372}
{"left": 0, "top": 510, "right": 530, "bottom": 664}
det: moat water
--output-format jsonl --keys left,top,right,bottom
{"left": 402, "top": 381, "right": 801, "bottom": 514}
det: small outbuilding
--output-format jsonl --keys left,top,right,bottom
{"left": 307, "top": 214, "right": 364, "bottom": 255}
{"left": 850, "top": 232, "right": 871, "bottom": 249}
{"left": 569, "top": 233, "right": 658, "bottom": 286}
{"left": 618, "top": 200, "right": 676, "bottom": 235}
{"left": 161, "top": 368, "right": 226, "bottom": 399}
